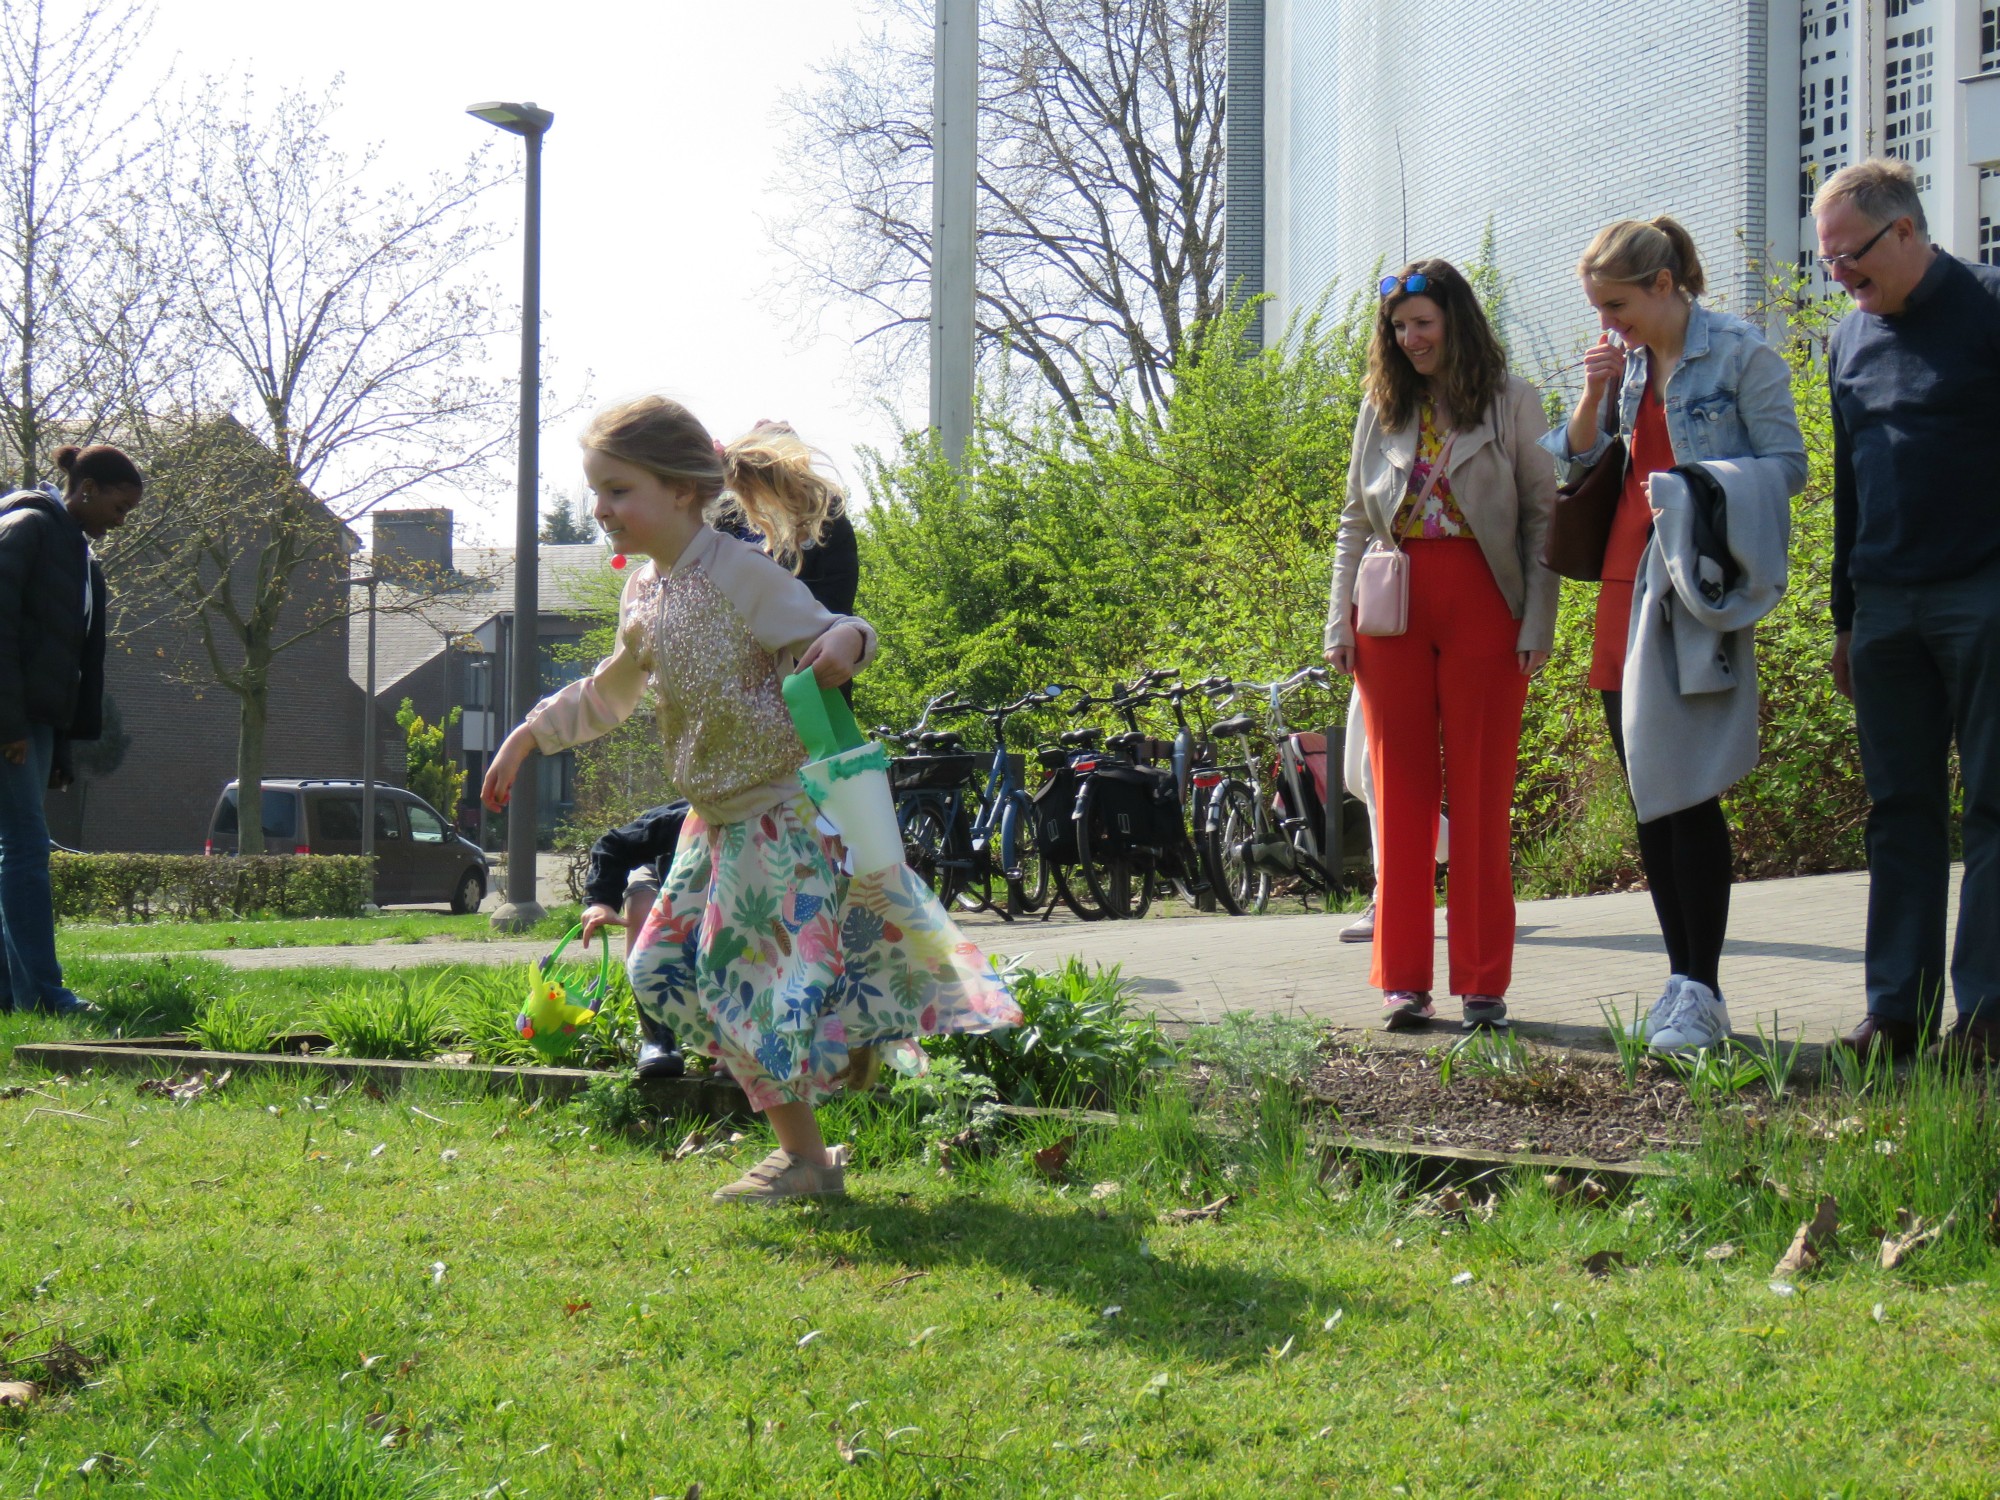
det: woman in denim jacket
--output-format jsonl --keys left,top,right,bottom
{"left": 1541, "top": 217, "right": 1806, "bottom": 1055}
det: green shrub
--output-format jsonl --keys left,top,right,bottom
{"left": 50, "top": 853, "right": 375, "bottom": 922}
{"left": 1188, "top": 1011, "right": 1325, "bottom": 1093}
{"left": 187, "top": 992, "right": 292, "bottom": 1054}
{"left": 397, "top": 697, "right": 466, "bottom": 822}
{"left": 930, "top": 958, "right": 1178, "bottom": 1108}
{"left": 844, "top": 283, "right": 1869, "bottom": 894}
{"left": 317, "top": 973, "right": 458, "bottom": 1060}
{"left": 451, "top": 967, "right": 544, "bottom": 1066}
{"left": 572, "top": 1073, "right": 654, "bottom": 1137}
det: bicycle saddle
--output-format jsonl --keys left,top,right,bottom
{"left": 1209, "top": 714, "right": 1258, "bottom": 738}
{"left": 916, "top": 731, "right": 964, "bottom": 752}
{"left": 1058, "top": 728, "right": 1101, "bottom": 748}
{"left": 1106, "top": 730, "right": 1149, "bottom": 755}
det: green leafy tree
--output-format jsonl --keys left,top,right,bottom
{"left": 854, "top": 278, "right": 1869, "bottom": 891}
{"left": 396, "top": 698, "right": 464, "bottom": 821}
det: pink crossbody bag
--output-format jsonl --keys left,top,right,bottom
{"left": 1354, "top": 431, "right": 1456, "bottom": 637}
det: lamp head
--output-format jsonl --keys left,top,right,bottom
{"left": 466, "top": 100, "right": 554, "bottom": 136}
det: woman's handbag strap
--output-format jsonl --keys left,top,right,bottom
{"left": 1385, "top": 430, "right": 1457, "bottom": 544}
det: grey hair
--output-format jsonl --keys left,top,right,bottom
{"left": 1812, "top": 157, "right": 1929, "bottom": 237}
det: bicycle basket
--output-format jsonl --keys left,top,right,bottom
{"left": 890, "top": 752, "right": 981, "bottom": 792}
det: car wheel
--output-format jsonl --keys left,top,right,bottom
{"left": 450, "top": 868, "right": 486, "bottom": 916}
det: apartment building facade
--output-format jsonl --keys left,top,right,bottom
{"left": 1227, "top": 0, "right": 2000, "bottom": 372}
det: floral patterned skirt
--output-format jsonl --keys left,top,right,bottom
{"left": 627, "top": 797, "right": 1021, "bottom": 1111}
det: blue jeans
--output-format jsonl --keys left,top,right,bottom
{"left": 0, "top": 724, "right": 79, "bottom": 1012}
{"left": 1850, "top": 550, "right": 2000, "bottom": 1027}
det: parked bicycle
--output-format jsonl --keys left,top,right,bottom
{"left": 1069, "top": 670, "right": 1215, "bottom": 920}
{"left": 1029, "top": 683, "right": 1115, "bottom": 922}
{"left": 876, "top": 687, "right": 1062, "bottom": 921}
{"left": 1196, "top": 667, "right": 1370, "bottom": 915}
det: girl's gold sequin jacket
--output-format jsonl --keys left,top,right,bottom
{"left": 524, "top": 526, "right": 877, "bottom": 826}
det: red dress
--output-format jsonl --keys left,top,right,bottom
{"left": 1589, "top": 386, "right": 1673, "bottom": 692}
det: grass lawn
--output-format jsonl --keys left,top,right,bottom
{"left": 4, "top": 1022, "right": 1999, "bottom": 1495}
{"left": 55, "top": 907, "right": 585, "bottom": 958}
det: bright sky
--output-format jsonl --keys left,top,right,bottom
{"left": 145, "top": 0, "right": 903, "bottom": 544}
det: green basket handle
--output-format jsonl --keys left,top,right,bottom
{"left": 783, "top": 668, "right": 866, "bottom": 762}
{"left": 538, "top": 923, "right": 613, "bottom": 1011}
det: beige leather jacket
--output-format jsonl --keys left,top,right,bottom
{"left": 1324, "top": 374, "right": 1559, "bottom": 654}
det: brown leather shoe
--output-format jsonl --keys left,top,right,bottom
{"left": 1929, "top": 1014, "right": 2000, "bottom": 1068}
{"left": 1835, "top": 1014, "right": 1932, "bottom": 1061}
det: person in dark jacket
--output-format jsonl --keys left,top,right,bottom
{"left": 0, "top": 444, "right": 144, "bottom": 1014}
{"left": 580, "top": 801, "right": 690, "bottom": 1078}
{"left": 1816, "top": 159, "right": 2000, "bottom": 1065}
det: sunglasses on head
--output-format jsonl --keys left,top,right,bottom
{"left": 1379, "top": 272, "right": 1429, "bottom": 298}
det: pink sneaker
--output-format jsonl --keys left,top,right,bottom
{"left": 1381, "top": 991, "right": 1435, "bottom": 1031}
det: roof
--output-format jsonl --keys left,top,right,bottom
{"left": 346, "top": 543, "right": 616, "bottom": 696}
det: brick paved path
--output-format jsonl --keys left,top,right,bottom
{"left": 176, "top": 869, "right": 1966, "bottom": 1050}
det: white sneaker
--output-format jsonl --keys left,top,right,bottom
{"left": 1638, "top": 976, "right": 1688, "bottom": 1042}
{"left": 1340, "top": 902, "right": 1376, "bottom": 943}
{"left": 1649, "top": 980, "right": 1731, "bottom": 1056}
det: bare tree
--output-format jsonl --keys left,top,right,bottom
{"left": 121, "top": 84, "right": 516, "bottom": 852}
{"left": 778, "top": 0, "right": 1225, "bottom": 425}
{"left": 0, "top": 0, "right": 183, "bottom": 488}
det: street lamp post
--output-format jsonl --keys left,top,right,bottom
{"left": 344, "top": 574, "right": 381, "bottom": 893}
{"left": 930, "top": 0, "right": 976, "bottom": 467}
{"left": 468, "top": 98, "right": 554, "bottom": 931}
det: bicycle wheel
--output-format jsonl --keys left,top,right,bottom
{"left": 900, "top": 797, "right": 961, "bottom": 907}
{"left": 1002, "top": 794, "right": 1049, "bottom": 919}
{"left": 1202, "top": 780, "right": 1271, "bottom": 917}
{"left": 1052, "top": 861, "right": 1106, "bottom": 921}
{"left": 952, "top": 799, "right": 1005, "bottom": 917}
{"left": 1075, "top": 777, "right": 1154, "bottom": 921}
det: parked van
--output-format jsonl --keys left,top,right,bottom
{"left": 205, "top": 780, "right": 489, "bottom": 914}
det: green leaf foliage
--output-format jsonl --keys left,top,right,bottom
{"left": 853, "top": 283, "right": 1870, "bottom": 892}
{"left": 396, "top": 697, "right": 466, "bottom": 822}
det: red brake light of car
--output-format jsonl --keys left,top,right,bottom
{"left": 203, "top": 838, "right": 213, "bottom": 856}
{"left": 294, "top": 845, "right": 311, "bottom": 855}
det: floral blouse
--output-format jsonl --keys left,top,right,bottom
{"left": 1394, "top": 404, "right": 1470, "bottom": 539}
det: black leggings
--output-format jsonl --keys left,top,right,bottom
{"left": 1601, "top": 691, "right": 1732, "bottom": 992}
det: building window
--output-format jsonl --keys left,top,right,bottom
{"left": 1982, "top": 170, "right": 2000, "bottom": 267}
{"left": 1983, "top": 5, "right": 1999, "bottom": 70}
{"left": 1882, "top": 19, "right": 1936, "bottom": 170}
{"left": 1799, "top": 0, "right": 1854, "bottom": 282}
{"left": 464, "top": 657, "right": 491, "bottom": 712}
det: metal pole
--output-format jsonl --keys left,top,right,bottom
{"left": 929, "top": 0, "right": 976, "bottom": 467}
{"left": 495, "top": 123, "right": 547, "bottom": 929}
{"left": 362, "top": 578, "right": 378, "bottom": 858}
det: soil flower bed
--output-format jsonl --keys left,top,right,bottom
{"left": 1289, "top": 1043, "right": 1703, "bottom": 1162}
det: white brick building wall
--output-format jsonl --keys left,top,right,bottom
{"left": 1257, "top": 0, "right": 1996, "bottom": 388}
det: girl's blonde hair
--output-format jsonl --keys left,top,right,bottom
{"left": 1577, "top": 216, "right": 1707, "bottom": 297}
{"left": 580, "top": 397, "right": 844, "bottom": 568}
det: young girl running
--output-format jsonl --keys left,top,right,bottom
{"left": 481, "top": 397, "right": 1019, "bottom": 1203}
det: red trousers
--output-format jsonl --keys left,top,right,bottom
{"left": 1354, "top": 540, "right": 1530, "bottom": 997}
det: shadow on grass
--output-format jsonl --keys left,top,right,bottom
{"left": 726, "top": 1187, "right": 1416, "bottom": 1366}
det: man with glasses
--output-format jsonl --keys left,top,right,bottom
{"left": 1814, "top": 158, "right": 2000, "bottom": 1064}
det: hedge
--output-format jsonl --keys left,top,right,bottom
{"left": 51, "top": 853, "right": 377, "bottom": 922}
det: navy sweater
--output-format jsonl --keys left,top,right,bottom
{"left": 1827, "top": 251, "right": 2000, "bottom": 630}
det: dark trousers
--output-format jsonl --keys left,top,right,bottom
{"left": 1601, "top": 691, "right": 1733, "bottom": 992}
{"left": 1850, "top": 552, "right": 2000, "bottom": 1026}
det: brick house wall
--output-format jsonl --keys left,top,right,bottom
{"left": 45, "top": 479, "right": 383, "bottom": 854}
